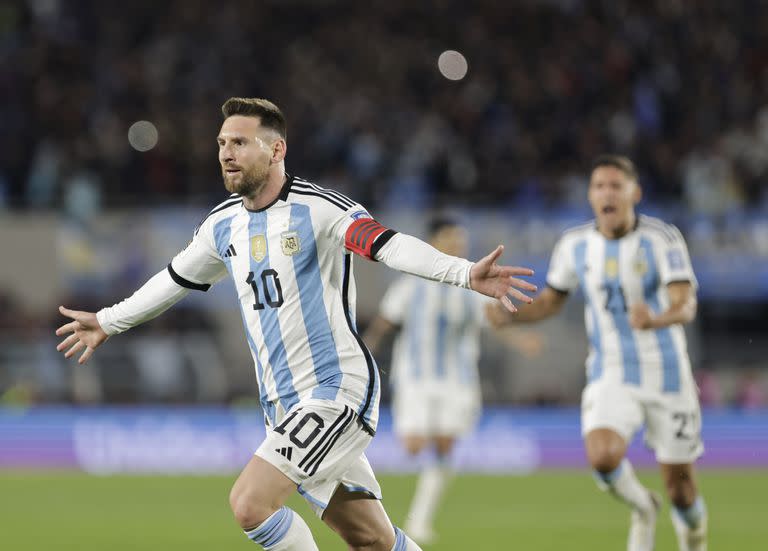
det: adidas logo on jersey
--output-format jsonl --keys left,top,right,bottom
{"left": 223, "top": 244, "right": 237, "bottom": 258}
{"left": 275, "top": 447, "right": 293, "bottom": 460}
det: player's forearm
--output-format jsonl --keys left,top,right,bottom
{"left": 374, "top": 233, "right": 472, "bottom": 288}
{"left": 495, "top": 287, "right": 566, "bottom": 325}
{"left": 96, "top": 269, "right": 190, "bottom": 335}
{"left": 651, "top": 298, "right": 697, "bottom": 328}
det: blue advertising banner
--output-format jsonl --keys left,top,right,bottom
{"left": 1, "top": 407, "right": 766, "bottom": 474}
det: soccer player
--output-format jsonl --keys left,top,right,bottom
{"left": 55, "top": 97, "right": 537, "bottom": 551}
{"left": 363, "top": 216, "right": 484, "bottom": 544}
{"left": 487, "top": 155, "right": 707, "bottom": 551}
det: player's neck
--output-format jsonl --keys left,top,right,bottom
{"left": 597, "top": 213, "right": 637, "bottom": 240}
{"left": 242, "top": 170, "right": 287, "bottom": 211}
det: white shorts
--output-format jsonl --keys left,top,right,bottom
{"left": 581, "top": 381, "right": 704, "bottom": 464}
{"left": 392, "top": 383, "right": 481, "bottom": 438}
{"left": 256, "top": 399, "right": 382, "bottom": 517}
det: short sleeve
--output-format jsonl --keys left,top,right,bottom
{"left": 657, "top": 225, "right": 698, "bottom": 290}
{"left": 379, "top": 277, "right": 414, "bottom": 324}
{"left": 168, "top": 220, "right": 228, "bottom": 291}
{"left": 546, "top": 236, "right": 579, "bottom": 293}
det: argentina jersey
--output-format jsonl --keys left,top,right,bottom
{"left": 546, "top": 215, "right": 698, "bottom": 394}
{"left": 380, "top": 276, "right": 484, "bottom": 388}
{"left": 167, "top": 176, "right": 380, "bottom": 434}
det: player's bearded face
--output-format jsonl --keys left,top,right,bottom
{"left": 222, "top": 156, "right": 270, "bottom": 196}
{"left": 218, "top": 116, "right": 276, "bottom": 198}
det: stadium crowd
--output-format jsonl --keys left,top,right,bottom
{"left": 2, "top": 0, "right": 768, "bottom": 212}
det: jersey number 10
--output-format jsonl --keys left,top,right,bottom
{"left": 246, "top": 269, "right": 284, "bottom": 310}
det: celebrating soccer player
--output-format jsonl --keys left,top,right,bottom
{"left": 55, "top": 97, "right": 537, "bottom": 551}
{"left": 487, "top": 155, "right": 707, "bottom": 551}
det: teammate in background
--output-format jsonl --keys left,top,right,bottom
{"left": 487, "top": 155, "right": 707, "bottom": 551}
{"left": 55, "top": 97, "right": 537, "bottom": 551}
{"left": 364, "top": 216, "right": 542, "bottom": 545}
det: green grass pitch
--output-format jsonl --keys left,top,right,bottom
{"left": 1, "top": 470, "right": 764, "bottom": 549}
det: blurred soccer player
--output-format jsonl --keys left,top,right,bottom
{"left": 487, "top": 155, "right": 707, "bottom": 551}
{"left": 55, "top": 97, "right": 536, "bottom": 551}
{"left": 363, "top": 217, "right": 482, "bottom": 544}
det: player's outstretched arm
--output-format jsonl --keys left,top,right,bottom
{"left": 55, "top": 268, "right": 192, "bottom": 364}
{"left": 469, "top": 245, "right": 537, "bottom": 313}
{"left": 56, "top": 306, "right": 108, "bottom": 365}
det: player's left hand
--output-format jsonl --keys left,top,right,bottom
{"left": 470, "top": 245, "right": 536, "bottom": 313}
{"left": 629, "top": 303, "right": 656, "bottom": 330}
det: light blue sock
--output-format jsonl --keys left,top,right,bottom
{"left": 392, "top": 526, "right": 422, "bottom": 551}
{"left": 245, "top": 507, "right": 318, "bottom": 550}
{"left": 673, "top": 496, "right": 706, "bottom": 529}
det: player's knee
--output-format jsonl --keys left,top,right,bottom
{"left": 586, "top": 432, "right": 625, "bottom": 473}
{"left": 229, "top": 488, "right": 274, "bottom": 530}
{"left": 591, "top": 452, "right": 622, "bottom": 474}
{"left": 402, "top": 436, "right": 426, "bottom": 456}
{"left": 341, "top": 525, "right": 392, "bottom": 551}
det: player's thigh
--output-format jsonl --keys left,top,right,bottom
{"left": 581, "top": 381, "right": 644, "bottom": 441}
{"left": 256, "top": 399, "right": 372, "bottom": 515}
{"left": 323, "top": 485, "right": 395, "bottom": 550}
{"left": 645, "top": 390, "right": 703, "bottom": 465}
{"left": 581, "top": 382, "right": 642, "bottom": 469}
{"left": 229, "top": 454, "right": 297, "bottom": 527}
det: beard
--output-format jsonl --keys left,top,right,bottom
{"left": 222, "top": 163, "right": 270, "bottom": 198}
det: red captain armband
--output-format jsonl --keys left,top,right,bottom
{"left": 344, "top": 218, "right": 397, "bottom": 260}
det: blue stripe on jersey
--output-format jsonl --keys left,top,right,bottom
{"left": 604, "top": 240, "right": 641, "bottom": 385}
{"left": 575, "top": 240, "right": 603, "bottom": 382}
{"left": 213, "top": 216, "right": 271, "bottom": 416}
{"left": 639, "top": 237, "right": 681, "bottom": 392}
{"left": 408, "top": 281, "right": 426, "bottom": 380}
{"left": 435, "top": 285, "right": 448, "bottom": 378}
{"left": 289, "top": 204, "right": 343, "bottom": 401}
{"left": 248, "top": 212, "right": 299, "bottom": 413}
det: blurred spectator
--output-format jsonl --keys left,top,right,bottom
{"left": 2, "top": 0, "right": 768, "bottom": 210}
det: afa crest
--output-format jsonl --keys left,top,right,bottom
{"left": 250, "top": 235, "right": 267, "bottom": 262}
{"left": 281, "top": 231, "right": 301, "bottom": 256}
{"left": 604, "top": 258, "right": 619, "bottom": 278}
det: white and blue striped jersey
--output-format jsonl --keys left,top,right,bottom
{"left": 546, "top": 215, "right": 698, "bottom": 393}
{"left": 379, "top": 276, "right": 485, "bottom": 388}
{"left": 168, "top": 176, "right": 382, "bottom": 434}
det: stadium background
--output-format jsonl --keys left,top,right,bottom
{"left": 1, "top": 1, "right": 766, "bottom": 549}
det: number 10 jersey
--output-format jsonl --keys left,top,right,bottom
{"left": 168, "top": 176, "right": 382, "bottom": 434}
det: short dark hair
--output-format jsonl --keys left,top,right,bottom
{"left": 221, "top": 97, "right": 287, "bottom": 139}
{"left": 591, "top": 154, "right": 638, "bottom": 182}
{"left": 428, "top": 215, "right": 461, "bottom": 237}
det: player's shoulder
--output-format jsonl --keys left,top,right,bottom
{"left": 557, "top": 220, "right": 595, "bottom": 244}
{"left": 637, "top": 214, "right": 684, "bottom": 244}
{"left": 194, "top": 194, "right": 243, "bottom": 235}
{"left": 287, "top": 175, "right": 364, "bottom": 214}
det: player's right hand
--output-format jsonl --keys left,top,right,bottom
{"left": 55, "top": 306, "right": 109, "bottom": 364}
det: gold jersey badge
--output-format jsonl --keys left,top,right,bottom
{"left": 250, "top": 235, "right": 267, "bottom": 262}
